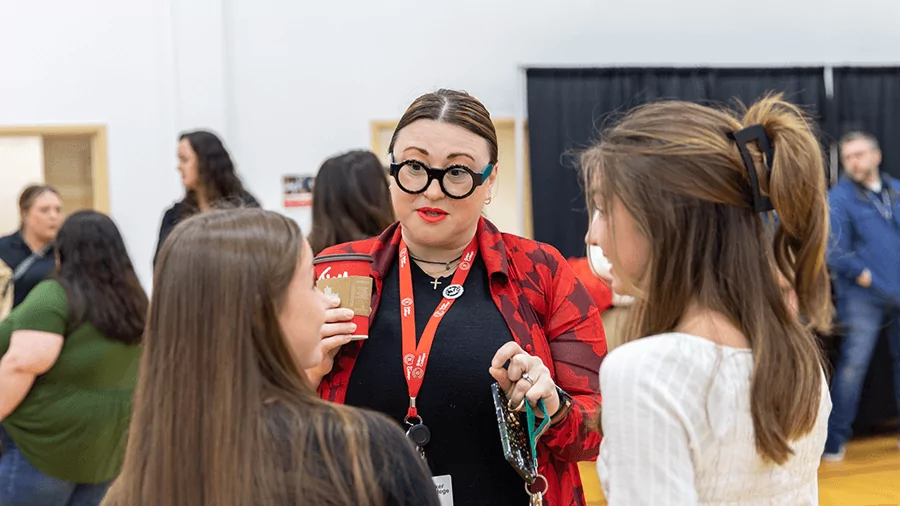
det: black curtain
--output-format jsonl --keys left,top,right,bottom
{"left": 832, "top": 67, "right": 900, "bottom": 178}
{"left": 526, "top": 67, "right": 828, "bottom": 258}
{"left": 831, "top": 67, "right": 900, "bottom": 432}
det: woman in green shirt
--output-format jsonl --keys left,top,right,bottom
{"left": 0, "top": 210, "right": 148, "bottom": 506}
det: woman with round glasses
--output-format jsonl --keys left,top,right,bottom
{"left": 389, "top": 154, "right": 493, "bottom": 199}
{"left": 309, "top": 89, "right": 607, "bottom": 505}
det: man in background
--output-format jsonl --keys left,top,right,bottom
{"left": 825, "top": 131, "right": 900, "bottom": 460}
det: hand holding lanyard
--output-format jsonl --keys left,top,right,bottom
{"left": 491, "top": 380, "right": 550, "bottom": 505}
{"left": 398, "top": 235, "right": 479, "bottom": 459}
{"left": 525, "top": 400, "right": 550, "bottom": 505}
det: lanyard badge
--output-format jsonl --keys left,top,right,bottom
{"left": 398, "top": 236, "right": 479, "bottom": 459}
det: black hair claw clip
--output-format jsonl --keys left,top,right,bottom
{"left": 727, "top": 124, "right": 775, "bottom": 213}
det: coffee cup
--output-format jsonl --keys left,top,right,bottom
{"left": 313, "top": 253, "right": 373, "bottom": 340}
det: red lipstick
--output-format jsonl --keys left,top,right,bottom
{"left": 417, "top": 207, "right": 448, "bottom": 223}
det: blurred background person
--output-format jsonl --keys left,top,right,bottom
{"left": 0, "top": 210, "right": 147, "bottom": 506}
{"left": 0, "top": 185, "right": 63, "bottom": 319}
{"left": 311, "top": 89, "right": 606, "bottom": 506}
{"left": 567, "top": 241, "right": 635, "bottom": 352}
{"left": 565, "top": 253, "right": 613, "bottom": 314}
{"left": 825, "top": 131, "right": 900, "bottom": 460}
{"left": 153, "top": 130, "right": 259, "bottom": 266}
{"left": 570, "top": 244, "right": 634, "bottom": 351}
{"left": 588, "top": 96, "right": 832, "bottom": 504}
{"left": 308, "top": 150, "right": 395, "bottom": 256}
{"left": 105, "top": 209, "right": 438, "bottom": 506}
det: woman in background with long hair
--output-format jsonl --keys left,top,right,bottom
{"left": 104, "top": 209, "right": 438, "bottom": 506}
{"left": 153, "top": 130, "right": 259, "bottom": 266}
{"left": 308, "top": 150, "right": 395, "bottom": 256}
{"left": 0, "top": 211, "right": 147, "bottom": 506}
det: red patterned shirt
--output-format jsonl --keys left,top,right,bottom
{"left": 316, "top": 218, "right": 607, "bottom": 506}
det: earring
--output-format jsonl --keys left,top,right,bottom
{"left": 485, "top": 196, "right": 493, "bottom": 205}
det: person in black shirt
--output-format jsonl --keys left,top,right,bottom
{"left": 310, "top": 90, "right": 605, "bottom": 506}
{"left": 0, "top": 185, "right": 62, "bottom": 314}
{"left": 345, "top": 252, "right": 529, "bottom": 504}
{"left": 153, "top": 130, "right": 260, "bottom": 267}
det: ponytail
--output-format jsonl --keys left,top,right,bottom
{"left": 739, "top": 94, "right": 832, "bottom": 463}
{"left": 741, "top": 95, "right": 832, "bottom": 333}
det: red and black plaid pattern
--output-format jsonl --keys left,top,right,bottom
{"left": 316, "top": 218, "right": 607, "bottom": 506}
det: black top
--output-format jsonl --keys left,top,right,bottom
{"left": 153, "top": 192, "right": 260, "bottom": 267}
{"left": 0, "top": 231, "right": 55, "bottom": 308}
{"left": 345, "top": 254, "right": 528, "bottom": 506}
{"left": 265, "top": 402, "right": 439, "bottom": 506}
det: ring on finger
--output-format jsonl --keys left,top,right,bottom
{"left": 522, "top": 372, "right": 536, "bottom": 386}
{"left": 509, "top": 398, "right": 526, "bottom": 412}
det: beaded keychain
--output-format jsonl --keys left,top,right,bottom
{"left": 492, "top": 382, "right": 550, "bottom": 505}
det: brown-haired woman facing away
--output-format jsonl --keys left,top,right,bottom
{"left": 103, "top": 209, "right": 438, "bottom": 506}
{"left": 1, "top": 210, "right": 147, "bottom": 506}
{"left": 308, "top": 150, "right": 395, "bottom": 256}
{"left": 587, "top": 94, "right": 832, "bottom": 505}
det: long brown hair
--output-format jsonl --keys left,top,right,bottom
{"left": 308, "top": 150, "right": 395, "bottom": 255}
{"left": 104, "top": 209, "right": 427, "bottom": 506}
{"left": 582, "top": 94, "right": 832, "bottom": 464}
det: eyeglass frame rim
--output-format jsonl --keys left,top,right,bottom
{"left": 387, "top": 154, "right": 494, "bottom": 200}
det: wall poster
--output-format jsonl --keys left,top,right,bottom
{"left": 282, "top": 174, "right": 314, "bottom": 208}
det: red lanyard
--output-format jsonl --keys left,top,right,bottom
{"left": 398, "top": 235, "right": 479, "bottom": 421}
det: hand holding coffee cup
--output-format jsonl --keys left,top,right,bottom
{"left": 313, "top": 253, "right": 374, "bottom": 340}
{"left": 307, "top": 253, "right": 374, "bottom": 386}
{"left": 306, "top": 296, "right": 356, "bottom": 386}
{"left": 321, "top": 295, "right": 357, "bottom": 345}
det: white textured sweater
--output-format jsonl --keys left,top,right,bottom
{"left": 597, "top": 333, "right": 830, "bottom": 505}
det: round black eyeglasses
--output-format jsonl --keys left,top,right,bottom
{"left": 389, "top": 158, "right": 494, "bottom": 199}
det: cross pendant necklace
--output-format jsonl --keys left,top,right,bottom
{"left": 411, "top": 253, "right": 463, "bottom": 291}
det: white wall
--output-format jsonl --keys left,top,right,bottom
{"left": 0, "top": 137, "right": 44, "bottom": 235}
{"left": 0, "top": 0, "right": 177, "bottom": 287}
{"left": 2, "top": 0, "right": 899, "bottom": 287}
{"left": 226, "top": 0, "right": 900, "bottom": 212}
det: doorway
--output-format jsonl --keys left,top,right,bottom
{"left": 0, "top": 125, "right": 108, "bottom": 235}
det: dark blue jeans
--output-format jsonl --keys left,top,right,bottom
{"left": 825, "top": 296, "right": 900, "bottom": 453}
{"left": 0, "top": 426, "right": 110, "bottom": 506}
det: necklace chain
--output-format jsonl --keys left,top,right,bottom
{"left": 420, "top": 262, "right": 458, "bottom": 278}
{"left": 410, "top": 254, "right": 463, "bottom": 268}
{"left": 412, "top": 257, "right": 460, "bottom": 290}
{"left": 409, "top": 253, "right": 464, "bottom": 290}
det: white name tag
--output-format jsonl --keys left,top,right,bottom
{"left": 432, "top": 474, "right": 453, "bottom": 506}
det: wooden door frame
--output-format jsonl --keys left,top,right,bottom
{"left": 0, "top": 125, "right": 109, "bottom": 213}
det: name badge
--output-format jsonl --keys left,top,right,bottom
{"left": 432, "top": 475, "right": 453, "bottom": 506}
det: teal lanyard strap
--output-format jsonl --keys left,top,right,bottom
{"left": 525, "top": 399, "right": 551, "bottom": 472}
